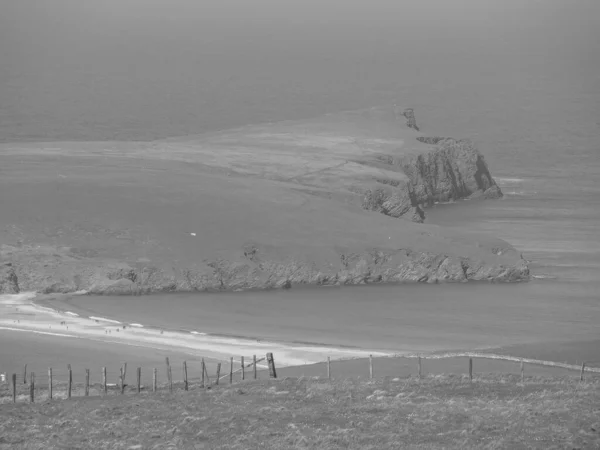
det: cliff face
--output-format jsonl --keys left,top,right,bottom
{"left": 361, "top": 138, "right": 502, "bottom": 222}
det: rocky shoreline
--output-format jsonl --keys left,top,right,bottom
{"left": 1, "top": 245, "right": 529, "bottom": 296}
{"left": 0, "top": 107, "right": 529, "bottom": 295}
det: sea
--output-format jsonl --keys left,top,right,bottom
{"left": 1, "top": 1, "right": 599, "bottom": 365}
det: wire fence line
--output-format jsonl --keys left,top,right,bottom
{"left": 321, "top": 351, "right": 600, "bottom": 374}
{"left": 0, "top": 353, "right": 277, "bottom": 404}
{"left": 2, "top": 351, "right": 598, "bottom": 405}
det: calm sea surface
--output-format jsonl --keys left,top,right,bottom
{"left": 2, "top": 1, "right": 599, "bottom": 361}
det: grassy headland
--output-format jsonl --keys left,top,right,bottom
{"left": 1, "top": 106, "right": 527, "bottom": 295}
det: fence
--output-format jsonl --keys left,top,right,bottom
{"left": 1, "top": 352, "right": 278, "bottom": 404}
{"left": 2, "top": 351, "right": 599, "bottom": 405}
{"left": 275, "top": 352, "right": 600, "bottom": 382}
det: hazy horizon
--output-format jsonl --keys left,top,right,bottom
{"left": 1, "top": 0, "right": 599, "bottom": 142}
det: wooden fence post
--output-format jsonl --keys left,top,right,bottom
{"left": 23, "top": 364, "right": 27, "bottom": 384}
{"left": 369, "top": 355, "right": 373, "bottom": 379}
{"left": 102, "top": 367, "right": 107, "bottom": 395}
{"left": 85, "top": 369, "right": 90, "bottom": 396}
{"left": 12, "top": 373, "right": 17, "bottom": 403}
{"left": 137, "top": 367, "right": 141, "bottom": 393}
{"left": 580, "top": 362, "right": 586, "bottom": 382}
{"left": 253, "top": 355, "right": 257, "bottom": 380}
{"left": 241, "top": 356, "right": 245, "bottom": 381}
{"left": 469, "top": 358, "right": 473, "bottom": 381}
{"left": 165, "top": 357, "right": 172, "bottom": 393}
{"left": 153, "top": 368, "right": 157, "bottom": 392}
{"left": 122, "top": 363, "right": 127, "bottom": 387}
{"left": 48, "top": 368, "right": 53, "bottom": 400}
{"left": 201, "top": 359, "right": 206, "bottom": 388}
{"left": 267, "top": 353, "right": 277, "bottom": 379}
{"left": 67, "top": 367, "right": 72, "bottom": 399}
{"left": 418, "top": 356, "right": 422, "bottom": 379}
{"left": 215, "top": 363, "right": 221, "bottom": 385}
{"left": 229, "top": 357, "right": 234, "bottom": 384}
{"left": 120, "top": 367, "right": 125, "bottom": 394}
{"left": 520, "top": 360, "right": 525, "bottom": 383}
{"left": 183, "top": 361, "right": 188, "bottom": 391}
{"left": 327, "top": 356, "right": 331, "bottom": 380}
{"left": 29, "top": 372, "right": 35, "bottom": 403}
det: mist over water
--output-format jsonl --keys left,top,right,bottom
{"left": 1, "top": 0, "right": 599, "bottom": 356}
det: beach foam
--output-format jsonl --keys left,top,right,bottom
{"left": 88, "top": 316, "right": 122, "bottom": 324}
{"left": 495, "top": 177, "right": 524, "bottom": 185}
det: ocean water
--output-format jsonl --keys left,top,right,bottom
{"left": 1, "top": 1, "right": 599, "bottom": 362}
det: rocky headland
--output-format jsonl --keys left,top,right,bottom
{"left": 0, "top": 106, "right": 528, "bottom": 295}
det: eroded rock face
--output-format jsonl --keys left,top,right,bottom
{"left": 0, "top": 262, "right": 19, "bottom": 294}
{"left": 402, "top": 108, "right": 420, "bottom": 131}
{"left": 401, "top": 138, "right": 501, "bottom": 207}
{"left": 361, "top": 137, "right": 502, "bottom": 220}
{"left": 7, "top": 245, "right": 529, "bottom": 295}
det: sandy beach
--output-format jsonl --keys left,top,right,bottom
{"left": 0, "top": 292, "right": 392, "bottom": 379}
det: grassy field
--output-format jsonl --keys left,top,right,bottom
{"left": 1, "top": 373, "right": 599, "bottom": 449}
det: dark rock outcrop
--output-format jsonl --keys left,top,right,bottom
{"left": 360, "top": 137, "right": 502, "bottom": 221}
{"left": 0, "top": 262, "right": 19, "bottom": 294}
{"left": 400, "top": 138, "right": 501, "bottom": 206}
{"left": 403, "top": 108, "right": 420, "bottom": 131}
{"left": 416, "top": 136, "right": 450, "bottom": 145}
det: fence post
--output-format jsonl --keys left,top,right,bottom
{"left": 580, "top": 362, "right": 586, "bottom": 382}
{"left": 253, "top": 355, "right": 257, "bottom": 380}
{"left": 469, "top": 358, "right": 473, "bottom": 381}
{"left": 153, "top": 368, "right": 157, "bottom": 392}
{"left": 241, "top": 356, "right": 245, "bottom": 381}
{"left": 29, "top": 372, "right": 35, "bottom": 403}
{"left": 165, "top": 357, "right": 172, "bottom": 393}
{"left": 85, "top": 369, "right": 90, "bottom": 396}
{"left": 369, "top": 355, "right": 373, "bottom": 379}
{"left": 327, "top": 356, "right": 331, "bottom": 380}
{"left": 12, "top": 373, "right": 17, "bottom": 403}
{"left": 122, "top": 363, "right": 127, "bottom": 388}
{"left": 48, "top": 367, "right": 53, "bottom": 400}
{"left": 215, "top": 363, "right": 221, "bottom": 385}
{"left": 229, "top": 357, "right": 234, "bottom": 384}
{"left": 23, "top": 364, "right": 27, "bottom": 384}
{"left": 67, "top": 366, "right": 72, "bottom": 399}
{"left": 267, "top": 353, "right": 277, "bottom": 379}
{"left": 520, "top": 360, "right": 525, "bottom": 383}
{"left": 137, "top": 367, "right": 141, "bottom": 393}
{"left": 201, "top": 359, "right": 206, "bottom": 388}
{"left": 183, "top": 361, "right": 188, "bottom": 391}
{"left": 203, "top": 360, "right": 210, "bottom": 387}
{"left": 418, "top": 356, "right": 422, "bottom": 379}
{"left": 102, "top": 367, "right": 107, "bottom": 395}
{"left": 120, "top": 367, "right": 125, "bottom": 394}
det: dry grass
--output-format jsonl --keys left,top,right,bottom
{"left": 1, "top": 374, "right": 599, "bottom": 449}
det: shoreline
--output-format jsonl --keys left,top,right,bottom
{"left": 2, "top": 292, "right": 599, "bottom": 383}
{"left": 0, "top": 292, "right": 395, "bottom": 368}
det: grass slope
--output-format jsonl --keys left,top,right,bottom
{"left": 1, "top": 375, "right": 599, "bottom": 449}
